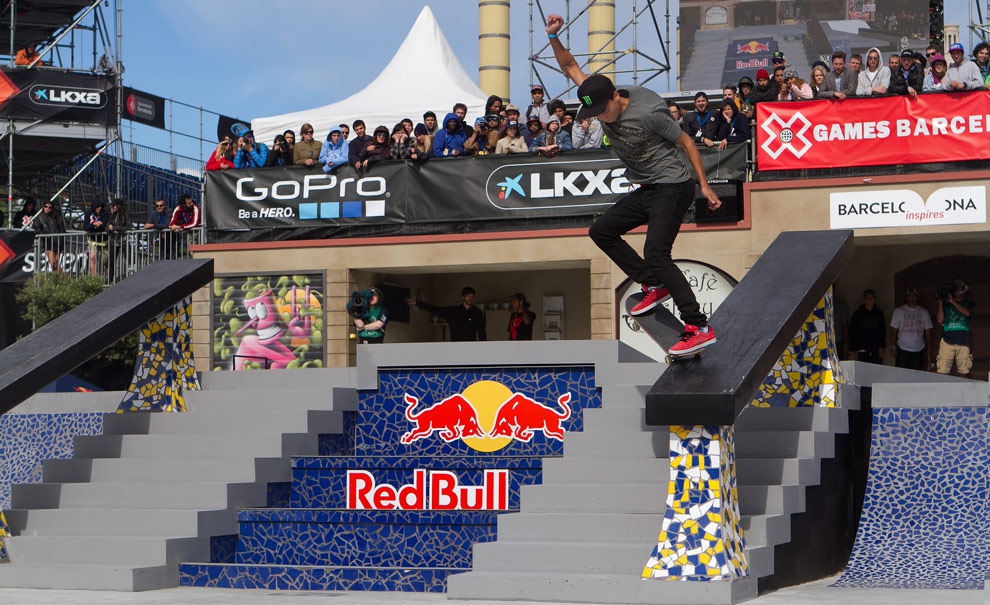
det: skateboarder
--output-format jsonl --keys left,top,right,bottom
{"left": 545, "top": 13, "right": 721, "bottom": 356}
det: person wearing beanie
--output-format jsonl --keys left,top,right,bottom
{"left": 857, "top": 47, "right": 891, "bottom": 95}
{"left": 355, "top": 125, "right": 391, "bottom": 171}
{"left": 924, "top": 54, "right": 950, "bottom": 91}
{"left": 422, "top": 111, "right": 439, "bottom": 136}
{"left": 410, "top": 123, "right": 433, "bottom": 160}
{"left": 780, "top": 65, "right": 813, "bottom": 100}
{"left": 737, "top": 76, "right": 754, "bottom": 117}
{"left": 747, "top": 68, "right": 778, "bottom": 105}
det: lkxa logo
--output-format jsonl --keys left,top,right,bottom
{"left": 485, "top": 159, "right": 632, "bottom": 211}
{"left": 29, "top": 85, "right": 106, "bottom": 109}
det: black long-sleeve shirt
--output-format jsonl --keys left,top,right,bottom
{"left": 416, "top": 301, "right": 487, "bottom": 342}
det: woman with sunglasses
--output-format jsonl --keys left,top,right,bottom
{"left": 33, "top": 200, "right": 67, "bottom": 270}
{"left": 293, "top": 123, "right": 321, "bottom": 168}
{"left": 356, "top": 126, "right": 391, "bottom": 171}
{"left": 205, "top": 138, "right": 235, "bottom": 171}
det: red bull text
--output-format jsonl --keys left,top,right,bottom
{"left": 346, "top": 469, "right": 509, "bottom": 510}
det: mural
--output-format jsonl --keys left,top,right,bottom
{"left": 212, "top": 274, "right": 324, "bottom": 371}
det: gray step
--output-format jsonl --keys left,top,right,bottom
{"left": 596, "top": 362, "right": 663, "bottom": 386}
{"left": 5, "top": 507, "right": 236, "bottom": 537}
{"left": 541, "top": 456, "right": 668, "bottom": 484}
{"left": 599, "top": 384, "right": 652, "bottom": 409}
{"left": 746, "top": 544, "right": 776, "bottom": 579}
{"left": 739, "top": 513, "right": 791, "bottom": 549}
{"left": 73, "top": 432, "right": 318, "bottom": 459}
{"left": 735, "top": 430, "right": 835, "bottom": 459}
{"left": 100, "top": 409, "right": 341, "bottom": 435}
{"left": 520, "top": 483, "right": 665, "bottom": 514}
{"left": 184, "top": 387, "right": 336, "bottom": 411}
{"left": 497, "top": 511, "right": 662, "bottom": 543}
{"left": 11, "top": 480, "right": 267, "bottom": 511}
{"left": 736, "top": 406, "right": 849, "bottom": 433}
{"left": 582, "top": 407, "right": 666, "bottom": 432}
{"left": 7, "top": 535, "right": 203, "bottom": 566}
{"left": 736, "top": 457, "right": 821, "bottom": 486}
{"left": 738, "top": 484, "right": 806, "bottom": 516}
{"left": 199, "top": 367, "right": 355, "bottom": 391}
{"left": 447, "top": 570, "right": 757, "bottom": 605}
{"left": 0, "top": 563, "right": 173, "bottom": 591}
{"left": 564, "top": 429, "right": 667, "bottom": 458}
{"left": 472, "top": 540, "right": 655, "bottom": 574}
{"left": 42, "top": 456, "right": 286, "bottom": 484}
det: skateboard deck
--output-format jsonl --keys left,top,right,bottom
{"left": 623, "top": 292, "right": 698, "bottom": 363}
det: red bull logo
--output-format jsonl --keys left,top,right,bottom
{"left": 347, "top": 469, "right": 508, "bottom": 510}
{"left": 736, "top": 40, "right": 771, "bottom": 55}
{"left": 400, "top": 380, "right": 573, "bottom": 452}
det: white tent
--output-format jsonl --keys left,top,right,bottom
{"left": 251, "top": 6, "right": 490, "bottom": 146}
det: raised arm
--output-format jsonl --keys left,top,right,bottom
{"left": 546, "top": 14, "right": 587, "bottom": 86}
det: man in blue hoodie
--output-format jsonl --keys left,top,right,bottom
{"left": 232, "top": 125, "right": 269, "bottom": 168}
{"left": 432, "top": 112, "right": 467, "bottom": 157}
{"left": 320, "top": 127, "right": 349, "bottom": 173}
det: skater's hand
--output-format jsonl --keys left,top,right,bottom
{"left": 546, "top": 14, "right": 564, "bottom": 36}
{"left": 701, "top": 184, "right": 722, "bottom": 211}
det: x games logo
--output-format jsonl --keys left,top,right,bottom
{"left": 760, "top": 111, "right": 813, "bottom": 159}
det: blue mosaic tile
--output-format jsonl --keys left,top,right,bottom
{"left": 319, "top": 411, "right": 357, "bottom": 456}
{"left": 834, "top": 406, "right": 989, "bottom": 589}
{"left": 179, "top": 563, "right": 450, "bottom": 591}
{"left": 266, "top": 482, "right": 291, "bottom": 508}
{"left": 356, "top": 367, "right": 599, "bottom": 457}
{"left": 234, "top": 509, "right": 497, "bottom": 567}
{"left": 0, "top": 412, "right": 103, "bottom": 510}
{"left": 210, "top": 534, "right": 238, "bottom": 564}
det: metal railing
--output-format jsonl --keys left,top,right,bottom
{"left": 32, "top": 228, "right": 204, "bottom": 286}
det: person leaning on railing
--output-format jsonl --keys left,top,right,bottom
{"left": 33, "top": 200, "right": 66, "bottom": 271}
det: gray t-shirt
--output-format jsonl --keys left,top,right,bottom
{"left": 600, "top": 86, "right": 691, "bottom": 184}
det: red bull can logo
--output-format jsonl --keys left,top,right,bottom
{"left": 736, "top": 40, "right": 770, "bottom": 55}
{"left": 400, "top": 380, "right": 573, "bottom": 452}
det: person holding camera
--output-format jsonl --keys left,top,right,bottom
{"left": 265, "top": 134, "right": 292, "bottom": 167}
{"left": 935, "top": 278, "right": 975, "bottom": 376}
{"left": 349, "top": 288, "right": 388, "bottom": 344}
{"left": 508, "top": 293, "right": 536, "bottom": 341}
{"left": 464, "top": 117, "right": 493, "bottom": 155}
{"left": 232, "top": 127, "right": 269, "bottom": 169}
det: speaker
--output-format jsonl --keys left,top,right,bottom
{"left": 694, "top": 179, "right": 743, "bottom": 224}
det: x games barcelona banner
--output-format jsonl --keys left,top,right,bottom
{"left": 756, "top": 92, "right": 990, "bottom": 171}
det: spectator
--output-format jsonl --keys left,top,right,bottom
{"left": 525, "top": 84, "right": 551, "bottom": 126}
{"left": 84, "top": 199, "right": 109, "bottom": 277}
{"left": 525, "top": 114, "right": 544, "bottom": 142}
{"left": 484, "top": 94, "right": 503, "bottom": 117}
{"left": 106, "top": 199, "right": 130, "bottom": 281}
{"left": 293, "top": 123, "right": 321, "bottom": 167}
{"left": 410, "top": 123, "right": 433, "bottom": 160}
{"left": 495, "top": 120, "right": 528, "bottom": 154}
{"left": 548, "top": 99, "right": 574, "bottom": 135}
{"left": 452, "top": 102, "right": 471, "bottom": 138}
{"left": 485, "top": 114, "right": 503, "bottom": 148}
{"left": 433, "top": 112, "right": 467, "bottom": 157}
{"left": 737, "top": 76, "right": 754, "bottom": 118}
{"left": 405, "top": 286, "right": 486, "bottom": 342}
{"left": 810, "top": 65, "right": 828, "bottom": 98}
{"left": 13, "top": 197, "right": 38, "bottom": 229}
{"left": 401, "top": 118, "right": 414, "bottom": 136}
{"left": 348, "top": 120, "right": 372, "bottom": 169}
{"left": 143, "top": 197, "right": 173, "bottom": 258}
{"left": 924, "top": 54, "right": 950, "bottom": 92}
{"left": 505, "top": 104, "right": 533, "bottom": 145}
{"left": 713, "top": 101, "right": 750, "bottom": 149}
{"left": 889, "top": 287, "right": 933, "bottom": 371}
{"left": 389, "top": 123, "right": 413, "bottom": 160}
{"left": 666, "top": 100, "right": 683, "bottom": 127}
{"left": 571, "top": 116, "right": 604, "bottom": 150}
{"left": 465, "top": 117, "right": 493, "bottom": 155}
{"left": 358, "top": 125, "right": 391, "bottom": 170}
{"left": 353, "top": 288, "right": 388, "bottom": 344}
{"left": 935, "top": 278, "right": 975, "bottom": 377}
{"left": 947, "top": 43, "right": 984, "bottom": 90}
{"left": 232, "top": 126, "right": 269, "bottom": 168}
{"left": 170, "top": 194, "right": 201, "bottom": 232}
{"left": 848, "top": 53, "right": 863, "bottom": 75}
{"left": 889, "top": 49, "right": 924, "bottom": 98}
{"left": 772, "top": 65, "right": 787, "bottom": 98}
{"left": 683, "top": 92, "right": 719, "bottom": 143}
{"left": 771, "top": 50, "right": 786, "bottom": 69}
{"left": 282, "top": 129, "right": 296, "bottom": 158}
{"left": 530, "top": 114, "right": 572, "bottom": 156}
{"left": 887, "top": 53, "right": 900, "bottom": 72}
{"left": 748, "top": 69, "right": 778, "bottom": 104}
{"left": 848, "top": 289, "right": 885, "bottom": 364}
{"left": 722, "top": 84, "right": 740, "bottom": 110}
{"left": 857, "top": 47, "right": 890, "bottom": 96}
{"left": 780, "top": 66, "right": 813, "bottom": 100}
{"left": 265, "top": 134, "right": 291, "bottom": 167}
{"left": 33, "top": 200, "right": 66, "bottom": 269}
{"left": 319, "top": 126, "right": 349, "bottom": 173}
{"left": 973, "top": 42, "right": 990, "bottom": 81}
{"left": 819, "top": 50, "right": 857, "bottom": 100}
{"left": 206, "top": 138, "right": 235, "bottom": 171}
{"left": 422, "top": 111, "right": 438, "bottom": 136}
{"left": 338, "top": 124, "right": 350, "bottom": 140}
{"left": 507, "top": 293, "right": 536, "bottom": 341}
{"left": 14, "top": 41, "right": 43, "bottom": 66}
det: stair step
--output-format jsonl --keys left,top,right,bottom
{"left": 736, "top": 457, "right": 822, "bottom": 486}
{"left": 198, "top": 367, "right": 355, "bottom": 391}
{"left": 100, "top": 409, "right": 341, "bottom": 435}
{"left": 471, "top": 540, "right": 660, "bottom": 574}
{"left": 738, "top": 484, "right": 806, "bottom": 516}
{"left": 520, "top": 483, "right": 665, "bottom": 514}
{"left": 564, "top": 429, "right": 668, "bottom": 457}
{"left": 581, "top": 407, "right": 666, "bottom": 431}
{"left": 73, "top": 432, "right": 318, "bottom": 459}
{"left": 5, "top": 507, "right": 235, "bottom": 537}
{"left": 737, "top": 405, "right": 848, "bottom": 433}
{"left": 184, "top": 387, "right": 336, "bottom": 411}
{"left": 42, "top": 456, "right": 286, "bottom": 484}
{"left": 735, "top": 430, "right": 835, "bottom": 459}
{"left": 179, "top": 563, "right": 451, "bottom": 591}
{"left": 11, "top": 481, "right": 267, "bottom": 510}
{"left": 740, "top": 513, "right": 791, "bottom": 549}
{"left": 7, "top": 535, "right": 203, "bottom": 566}
{"left": 496, "top": 511, "right": 662, "bottom": 543}
{"left": 0, "top": 563, "right": 174, "bottom": 591}
{"left": 541, "top": 455, "right": 668, "bottom": 483}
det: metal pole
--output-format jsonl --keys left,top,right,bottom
{"left": 115, "top": 0, "right": 123, "bottom": 200}
{"left": 5, "top": 124, "right": 11, "bottom": 229}
{"left": 8, "top": 0, "right": 16, "bottom": 68}
{"left": 48, "top": 140, "right": 117, "bottom": 204}
{"left": 665, "top": 0, "right": 671, "bottom": 91}
{"left": 633, "top": 0, "right": 639, "bottom": 85}
{"left": 27, "top": 0, "right": 103, "bottom": 68}
{"left": 529, "top": 0, "right": 535, "bottom": 90}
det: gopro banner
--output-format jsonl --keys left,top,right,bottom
{"left": 757, "top": 92, "right": 990, "bottom": 171}
{"left": 204, "top": 147, "right": 747, "bottom": 230}
{"left": 0, "top": 68, "right": 115, "bottom": 126}
{"left": 830, "top": 186, "right": 987, "bottom": 230}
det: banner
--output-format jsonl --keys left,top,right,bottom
{"left": 122, "top": 87, "right": 165, "bottom": 129}
{"left": 756, "top": 92, "right": 990, "bottom": 171}
{"left": 0, "top": 68, "right": 115, "bottom": 126}
{"left": 830, "top": 186, "right": 987, "bottom": 230}
{"left": 0, "top": 231, "right": 34, "bottom": 285}
{"left": 217, "top": 114, "right": 251, "bottom": 143}
{"left": 204, "top": 146, "right": 747, "bottom": 230}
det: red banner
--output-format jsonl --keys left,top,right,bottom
{"left": 756, "top": 92, "right": 990, "bottom": 171}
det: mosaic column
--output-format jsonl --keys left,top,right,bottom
{"left": 118, "top": 297, "right": 200, "bottom": 413}
{"left": 0, "top": 511, "right": 8, "bottom": 563}
{"left": 751, "top": 289, "right": 843, "bottom": 409}
{"left": 643, "top": 425, "right": 748, "bottom": 580}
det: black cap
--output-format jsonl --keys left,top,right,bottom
{"left": 694, "top": 91, "right": 708, "bottom": 100}
{"left": 900, "top": 49, "right": 914, "bottom": 58}
{"left": 575, "top": 74, "right": 617, "bottom": 120}
{"left": 738, "top": 76, "right": 754, "bottom": 86}
{"left": 423, "top": 111, "right": 436, "bottom": 120}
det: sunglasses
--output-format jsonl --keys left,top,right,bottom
{"left": 44, "top": 205, "right": 53, "bottom": 209}
{"left": 302, "top": 130, "right": 313, "bottom": 134}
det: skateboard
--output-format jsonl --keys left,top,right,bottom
{"left": 623, "top": 292, "right": 700, "bottom": 363}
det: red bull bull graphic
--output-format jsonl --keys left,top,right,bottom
{"left": 346, "top": 469, "right": 508, "bottom": 510}
{"left": 489, "top": 392, "right": 571, "bottom": 442}
{"left": 736, "top": 40, "right": 770, "bottom": 55}
{"left": 401, "top": 393, "right": 486, "bottom": 444}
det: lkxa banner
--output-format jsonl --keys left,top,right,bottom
{"left": 0, "top": 68, "right": 115, "bottom": 126}
{"left": 756, "top": 92, "right": 990, "bottom": 171}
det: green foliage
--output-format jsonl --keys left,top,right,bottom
{"left": 16, "top": 272, "right": 137, "bottom": 390}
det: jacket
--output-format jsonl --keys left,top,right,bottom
{"left": 947, "top": 58, "right": 984, "bottom": 90}
{"left": 170, "top": 203, "right": 200, "bottom": 230}
{"left": 571, "top": 118, "right": 604, "bottom": 149}
{"left": 293, "top": 139, "right": 322, "bottom": 166}
{"left": 856, "top": 49, "right": 891, "bottom": 95}
{"left": 233, "top": 140, "right": 269, "bottom": 168}
{"left": 714, "top": 104, "right": 751, "bottom": 143}
{"left": 205, "top": 149, "right": 234, "bottom": 171}
{"left": 888, "top": 64, "right": 924, "bottom": 95}
{"left": 319, "top": 127, "right": 349, "bottom": 172}
{"left": 433, "top": 113, "right": 468, "bottom": 157}
{"left": 682, "top": 109, "right": 720, "bottom": 140}
{"left": 818, "top": 68, "right": 857, "bottom": 98}
{"left": 495, "top": 134, "right": 529, "bottom": 154}
{"left": 747, "top": 83, "right": 779, "bottom": 105}
{"left": 348, "top": 135, "right": 373, "bottom": 167}
{"left": 84, "top": 200, "right": 109, "bottom": 241}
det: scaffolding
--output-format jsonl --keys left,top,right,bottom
{"left": 527, "top": 0, "right": 673, "bottom": 100}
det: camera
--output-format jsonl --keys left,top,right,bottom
{"left": 346, "top": 288, "right": 380, "bottom": 318}
{"left": 936, "top": 283, "right": 954, "bottom": 301}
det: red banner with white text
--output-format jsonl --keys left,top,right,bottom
{"left": 756, "top": 92, "right": 990, "bottom": 171}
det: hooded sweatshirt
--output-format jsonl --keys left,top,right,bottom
{"left": 319, "top": 127, "right": 349, "bottom": 173}
{"left": 856, "top": 47, "right": 891, "bottom": 96}
{"left": 85, "top": 200, "right": 109, "bottom": 241}
{"left": 432, "top": 112, "right": 467, "bottom": 157}
{"left": 530, "top": 115, "right": 573, "bottom": 153}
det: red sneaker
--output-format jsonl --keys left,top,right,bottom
{"left": 668, "top": 324, "right": 716, "bottom": 356}
{"left": 630, "top": 284, "right": 671, "bottom": 316}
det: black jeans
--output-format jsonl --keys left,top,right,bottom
{"left": 589, "top": 180, "right": 706, "bottom": 327}
{"left": 895, "top": 347, "right": 925, "bottom": 370}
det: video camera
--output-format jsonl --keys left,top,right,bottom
{"left": 936, "top": 278, "right": 970, "bottom": 302}
{"left": 346, "top": 288, "right": 379, "bottom": 318}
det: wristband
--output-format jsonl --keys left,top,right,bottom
{"left": 548, "top": 33, "right": 557, "bottom": 39}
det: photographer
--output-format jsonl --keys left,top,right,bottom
{"left": 348, "top": 288, "right": 388, "bottom": 344}
{"left": 935, "top": 278, "right": 975, "bottom": 377}
{"left": 232, "top": 127, "right": 269, "bottom": 169}
{"left": 265, "top": 134, "right": 292, "bottom": 167}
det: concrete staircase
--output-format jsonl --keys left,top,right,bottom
{"left": 448, "top": 370, "right": 858, "bottom": 603}
{"left": 0, "top": 367, "right": 356, "bottom": 591}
